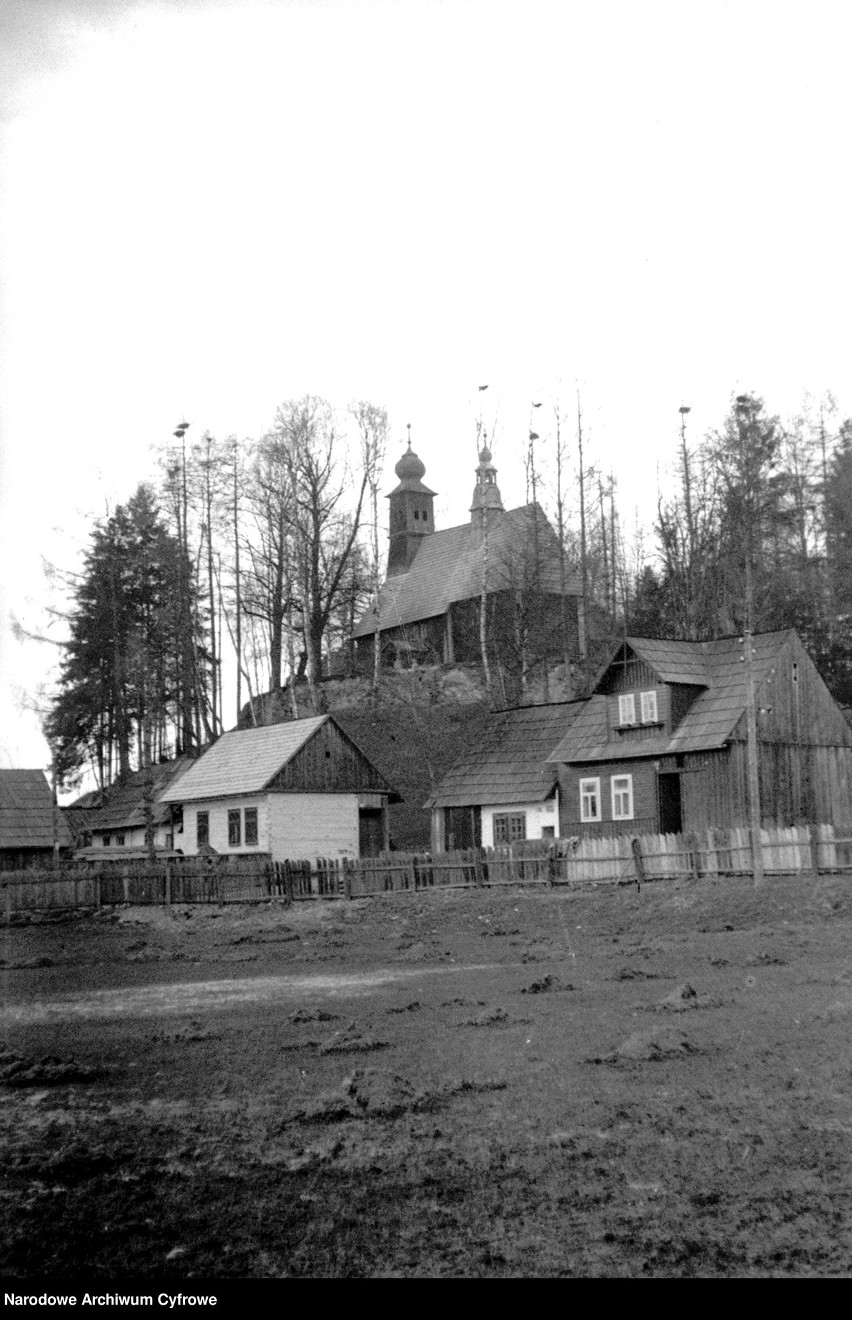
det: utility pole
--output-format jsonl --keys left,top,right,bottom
{"left": 577, "top": 391, "right": 589, "bottom": 686}
{"left": 736, "top": 395, "right": 764, "bottom": 887}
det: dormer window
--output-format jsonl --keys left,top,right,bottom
{"left": 618, "top": 693, "right": 636, "bottom": 726}
{"left": 640, "top": 690, "right": 658, "bottom": 724}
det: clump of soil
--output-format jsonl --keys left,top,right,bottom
{"left": 462, "top": 1006, "right": 509, "bottom": 1026}
{"left": 647, "top": 982, "right": 719, "bottom": 1013}
{"left": 0, "top": 1048, "right": 97, "bottom": 1086}
{"left": 319, "top": 1023, "right": 389, "bottom": 1054}
{"left": 611, "top": 966, "right": 660, "bottom": 981}
{"left": 596, "top": 1027, "right": 702, "bottom": 1064}
{"left": 521, "top": 973, "right": 573, "bottom": 994}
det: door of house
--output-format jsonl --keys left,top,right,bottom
{"left": 444, "top": 806, "right": 482, "bottom": 851}
{"left": 359, "top": 808, "right": 384, "bottom": 857}
{"left": 658, "top": 773, "right": 683, "bottom": 834}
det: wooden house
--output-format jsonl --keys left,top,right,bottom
{"left": 159, "top": 715, "right": 399, "bottom": 862}
{"left": 0, "top": 768, "right": 72, "bottom": 870}
{"left": 351, "top": 443, "right": 582, "bottom": 678}
{"left": 65, "top": 757, "right": 194, "bottom": 860}
{"left": 548, "top": 630, "right": 852, "bottom": 837}
{"left": 425, "top": 703, "right": 584, "bottom": 852}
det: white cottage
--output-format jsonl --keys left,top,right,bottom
{"left": 159, "top": 716, "right": 399, "bottom": 863}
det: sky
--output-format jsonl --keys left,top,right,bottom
{"left": 1, "top": 0, "right": 852, "bottom": 781}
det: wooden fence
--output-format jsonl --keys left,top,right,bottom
{"left": 3, "top": 826, "right": 852, "bottom": 916}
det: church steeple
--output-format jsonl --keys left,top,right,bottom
{"left": 469, "top": 443, "right": 504, "bottom": 521}
{"left": 386, "top": 435, "right": 437, "bottom": 576}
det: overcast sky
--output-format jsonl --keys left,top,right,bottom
{"left": 2, "top": 0, "right": 851, "bottom": 777}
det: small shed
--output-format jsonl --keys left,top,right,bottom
{"left": 0, "top": 768, "right": 72, "bottom": 870}
{"left": 159, "top": 715, "right": 400, "bottom": 863}
{"left": 425, "top": 702, "right": 584, "bottom": 852}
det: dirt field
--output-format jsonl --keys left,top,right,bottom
{"left": 2, "top": 873, "right": 852, "bottom": 1279}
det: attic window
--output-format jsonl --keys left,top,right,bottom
{"left": 640, "top": 690, "right": 658, "bottom": 723}
{"left": 618, "top": 693, "right": 636, "bottom": 726}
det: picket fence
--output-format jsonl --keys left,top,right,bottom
{"left": 3, "top": 825, "right": 851, "bottom": 916}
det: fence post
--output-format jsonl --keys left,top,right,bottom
{"left": 344, "top": 858, "right": 352, "bottom": 900}
{"left": 165, "top": 866, "right": 172, "bottom": 907}
{"left": 473, "top": 847, "right": 484, "bottom": 888}
{"left": 631, "top": 837, "right": 644, "bottom": 891}
{"left": 122, "top": 872, "right": 130, "bottom": 904}
{"left": 688, "top": 833, "right": 700, "bottom": 880}
{"left": 810, "top": 824, "right": 821, "bottom": 881}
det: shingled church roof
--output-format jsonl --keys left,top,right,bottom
{"left": 353, "top": 503, "right": 581, "bottom": 637}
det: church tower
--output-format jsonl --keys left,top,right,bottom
{"left": 386, "top": 439, "right": 437, "bottom": 576}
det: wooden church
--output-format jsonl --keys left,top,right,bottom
{"left": 351, "top": 442, "right": 583, "bottom": 691}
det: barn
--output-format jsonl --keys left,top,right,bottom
{"left": 0, "top": 768, "right": 72, "bottom": 870}
{"left": 159, "top": 715, "right": 399, "bottom": 863}
{"left": 425, "top": 703, "right": 584, "bottom": 852}
{"left": 548, "top": 630, "right": 852, "bottom": 837}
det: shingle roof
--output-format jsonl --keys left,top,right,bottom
{"left": 69, "top": 757, "right": 195, "bottom": 832}
{"left": 0, "top": 769, "right": 72, "bottom": 850}
{"left": 159, "top": 716, "right": 331, "bottom": 803}
{"left": 549, "top": 630, "right": 799, "bottom": 764}
{"left": 426, "top": 703, "right": 585, "bottom": 808}
{"left": 624, "top": 637, "right": 712, "bottom": 685}
{"left": 352, "top": 504, "right": 581, "bottom": 637}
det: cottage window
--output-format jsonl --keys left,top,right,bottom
{"left": 228, "top": 810, "right": 241, "bottom": 847}
{"left": 611, "top": 774, "right": 634, "bottom": 821}
{"left": 101, "top": 835, "right": 111, "bottom": 847}
{"left": 580, "top": 778, "right": 601, "bottom": 822}
{"left": 640, "top": 690, "right": 658, "bottom": 723}
{"left": 493, "top": 812, "right": 526, "bottom": 843}
{"left": 197, "top": 811, "right": 209, "bottom": 848}
{"left": 618, "top": 693, "right": 636, "bottom": 726}
{"left": 116, "top": 834, "right": 125, "bottom": 847}
{"left": 244, "top": 808, "right": 258, "bottom": 847}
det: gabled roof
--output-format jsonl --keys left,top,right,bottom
{"left": 352, "top": 503, "right": 581, "bottom": 637}
{"left": 70, "top": 757, "right": 195, "bottom": 832}
{"left": 160, "top": 717, "right": 330, "bottom": 803}
{"left": 426, "top": 702, "right": 585, "bottom": 809}
{"left": 0, "top": 769, "right": 72, "bottom": 850}
{"left": 549, "top": 630, "right": 808, "bottom": 764}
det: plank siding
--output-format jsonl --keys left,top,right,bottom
{"left": 267, "top": 719, "right": 391, "bottom": 795}
{"left": 558, "top": 758, "right": 658, "bottom": 837}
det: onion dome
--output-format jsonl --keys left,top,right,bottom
{"left": 395, "top": 442, "right": 427, "bottom": 483}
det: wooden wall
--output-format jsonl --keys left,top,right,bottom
{"left": 267, "top": 719, "right": 391, "bottom": 795}
{"left": 558, "top": 758, "right": 658, "bottom": 837}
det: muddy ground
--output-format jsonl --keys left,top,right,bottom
{"left": 2, "top": 873, "right": 852, "bottom": 1279}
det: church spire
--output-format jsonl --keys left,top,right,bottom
{"left": 469, "top": 440, "right": 504, "bottom": 519}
